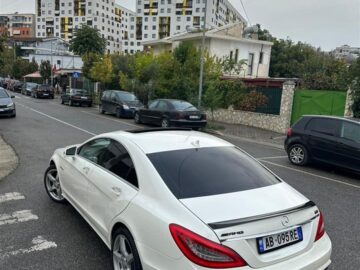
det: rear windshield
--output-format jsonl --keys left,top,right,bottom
{"left": 171, "top": 100, "right": 197, "bottom": 111}
{"left": 72, "top": 89, "right": 87, "bottom": 95}
{"left": 0, "top": 89, "right": 9, "bottom": 98}
{"left": 148, "top": 146, "right": 279, "bottom": 199}
{"left": 40, "top": 85, "right": 51, "bottom": 90}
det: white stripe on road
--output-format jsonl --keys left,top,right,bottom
{"left": 81, "top": 110, "right": 140, "bottom": 128}
{"left": 0, "top": 236, "right": 57, "bottom": 259}
{"left": 0, "top": 192, "right": 25, "bottom": 204}
{"left": 260, "top": 160, "right": 360, "bottom": 189}
{"left": 0, "top": 210, "right": 38, "bottom": 226}
{"left": 258, "top": 156, "right": 288, "bottom": 160}
{"left": 16, "top": 103, "right": 96, "bottom": 136}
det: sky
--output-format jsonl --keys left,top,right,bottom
{"left": 0, "top": 0, "right": 359, "bottom": 51}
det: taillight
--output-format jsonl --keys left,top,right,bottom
{"left": 315, "top": 212, "right": 325, "bottom": 241}
{"left": 287, "top": 128, "right": 292, "bottom": 137}
{"left": 169, "top": 224, "right": 247, "bottom": 268}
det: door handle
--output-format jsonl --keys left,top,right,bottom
{"left": 111, "top": 187, "right": 122, "bottom": 196}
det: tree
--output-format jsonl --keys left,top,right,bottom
{"left": 70, "top": 25, "right": 106, "bottom": 56}
{"left": 90, "top": 55, "right": 113, "bottom": 85}
{"left": 12, "top": 58, "right": 38, "bottom": 79}
{"left": 238, "top": 91, "right": 268, "bottom": 111}
{"left": 40, "top": 60, "right": 52, "bottom": 83}
{"left": 222, "top": 56, "right": 247, "bottom": 76}
{"left": 82, "top": 52, "right": 100, "bottom": 80}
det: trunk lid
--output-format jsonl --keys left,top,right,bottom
{"left": 180, "top": 183, "right": 319, "bottom": 268}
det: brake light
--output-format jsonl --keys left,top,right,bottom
{"left": 315, "top": 212, "right": 325, "bottom": 241}
{"left": 287, "top": 128, "right": 292, "bottom": 137}
{"left": 169, "top": 224, "right": 247, "bottom": 268}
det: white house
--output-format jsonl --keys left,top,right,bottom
{"left": 143, "top": 23, "right": 273, "bottom": 78}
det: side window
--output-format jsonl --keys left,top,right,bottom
{"left": 78, "top": 139, "right": 111, "bottom": 163}
{"left": 110, "top": 91, "right": 117, "bottom": 101}
{"left": 148, "top": 100, "right": 159, "bottom": 109}
{"left": 340, "top": 122, "right": 360, "bottom": 143}
{"left": 305, "top": 118, "right": 340, "bottom": 136}
{"left": 157, "top": 101, "right": 168, "bottom": 110}
{"left": 103, "top": 91, "right": 110, "bottom": 100}
{"left": 97, "top": 140, "right": 138, "bottom": 188}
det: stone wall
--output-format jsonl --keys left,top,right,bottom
{"left": 208, "top": 81, "right": 296, "bottom": 134}
{"left": 344, "top": 87, "right": 354, "bottom": 117}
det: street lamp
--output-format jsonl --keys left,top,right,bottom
{"left": 198, "top": 0, "right": 208, "bottom": 109}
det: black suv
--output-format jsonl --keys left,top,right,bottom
{"left": 99, "top": 90, "right": 143, "bottom": 118}
{"left": 285, "top": 116, "right": 360, "bottom": 172}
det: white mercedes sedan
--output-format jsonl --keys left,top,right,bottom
{"left": 44, "top": 129, "right": 332, "bottom": 270}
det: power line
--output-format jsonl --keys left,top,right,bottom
{"left": 239, "top": 0, "right": 251, "bottom": 25}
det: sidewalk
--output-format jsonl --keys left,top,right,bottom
{"left": 208, "top": 121, "right": 286, "bottom": 148}
{"left": 0, "top": 136, "right": 18, "bottom": 181}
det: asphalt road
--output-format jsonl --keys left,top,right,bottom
{"left": 0, "top": 93, "right": 359, "bottom": 270}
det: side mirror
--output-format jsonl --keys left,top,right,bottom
{"left": 65, "top": 146, "right": 77, "bottom": 156}
{"left": 11, "top": 96, "right": 15, "bottom": 98}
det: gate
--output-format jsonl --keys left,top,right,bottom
{"left": 291, "top": 90, "right": 346, "bottom": 125}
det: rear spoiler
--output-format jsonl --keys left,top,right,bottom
{"left": 208, "top": 201, "right": 317, "bottom": 230}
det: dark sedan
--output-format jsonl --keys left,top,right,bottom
{"left": 135, "top": 99, "right": 207, "bottom": 129}
{"left": 12, "top": 81, "right": 24, "bottom": 93}
{"left": 32, "top": 85, "right": 54, "bottom": 99}
{"left": 285, "top": 115, "right": 360, "bottom": 173}
{"left": 0, "top": 87, "right": 16, "bottom": 118}
{"left": 61, "top": 89, "right": 92, "bottom": 107}
{"left": 22, "top": 82, "right": 38, "bottom": 96}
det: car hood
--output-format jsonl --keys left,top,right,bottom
{"left": 124, "top": 100, "right": 143, "bottom": 107}
{"left": 180, "top": 182, "right": 308, "bottom": 224}
{"left": 0, "top": 98, "right": 12, "bottom": 106}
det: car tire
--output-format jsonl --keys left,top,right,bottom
{"left": 134, "top": 112, "right": 141, "bottom": 124}
{"left": 44, "top": 165, "right": 66, "bottom": 203}
{"left": 161, "top": 118, "right": 170, "bottom": 128}
{"left": 288, "top": 144, "right": 309, "bottom": 166}
{"left": 112, "top": 227, "right": 142, "bottom": 270}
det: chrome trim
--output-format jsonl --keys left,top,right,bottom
{"left": 209, "top": 201, "right": 316, "bottom": 230}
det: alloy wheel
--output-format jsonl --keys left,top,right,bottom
{"left": 113, "top": 234, "right": 134, "bottom": 270}
{"left": 289, "top": 146, "right": 305, "bottom": 164}
{"left": 45, "top": 168, "right": 64, "bottom": 201}
{"left": 161, "top": 119, "right": 169, "bottom": 128}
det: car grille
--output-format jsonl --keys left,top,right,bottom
{"left": 0, "top": 105, "right": 7, "bottom": 109}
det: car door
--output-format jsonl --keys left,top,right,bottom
{"left": 108, "top": 91, "right": 119, "bottom": 114}
{"left": 305, "top": 118, "right": 341, "bottom": 164}
{"left": 141, "top": 100, "right": 159, "bottom": 124}
{"left": 101, "top": 91, "right": 111, "bottom": 112}
{"left": 86, "top": 139, "right": 138, "bottom": 239}
{"left": 336, "top": 121, "right": 360, "bottom": 171}
{"left": 154, "top": 100, "right": 170, "bottom": 125}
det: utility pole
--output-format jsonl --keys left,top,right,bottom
{"left": 198, "top": 0, "right": 207, "bottom": 109}
{"left": 50, "top": 41, "right": 54, "bottom": 87}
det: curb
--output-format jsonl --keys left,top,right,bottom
{"left": 0, "top": 136, "right": 19, "bottom": 181}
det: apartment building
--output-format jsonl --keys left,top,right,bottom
{"left": 35, "top": 0, "right": 142, "bottom": 53}
{"left": 135, "top": 0, "right": 247, "bottom": 43}
{"left": 0, "top": 13, "right": 35, "bottom": 39}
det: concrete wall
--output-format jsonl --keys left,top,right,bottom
{"left": 208, "top": 81, "right": 296, "bottom": 134}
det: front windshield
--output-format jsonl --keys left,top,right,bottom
{"left": 0, "top": 89, "right": 9, "bottom": 98}
{"left": 27, "top": 83, "right": 37, "bottom": 87}
{"left": 117, "top": 92, "right": 137, "bottom": 102}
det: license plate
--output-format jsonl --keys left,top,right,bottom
{"left": 189, "top": 115, "right": 200, "bottom": 119}
{"left": 257, "top": 227, "right": 303, "bottom": 254}
{"left": 81, "top": 97, "right": 87, "bottom": 99}
{"left": 43, "top": 93, "right": 49, "bottom": 96}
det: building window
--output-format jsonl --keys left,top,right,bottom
{"left": 248, "top": 53, "right": 254, "bottom": 76}
{"left": 259, "top": 52, "right": 264, "bottom": 64}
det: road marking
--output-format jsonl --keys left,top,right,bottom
{"left": 16, "top": 103, "right": 96, "bottom": 136}
{"left": 0, "top": 210, "right": 38, "bottom": 226}
{"left": 0, "top": 192, "right": 25, "bottom": 204}
{"left": 81, "top": 110, "right": 140, "bottom": 128}
{"left": 260, "top": 160, "right": 360, "bottom": 189}
{"left": 0, "top": 236, "right": 57, "bottom": 259}
{"left": 258, "top": 156, "right": 288, "bottom": 160}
